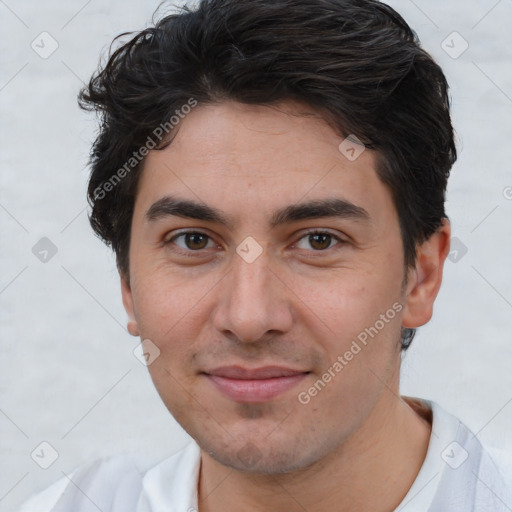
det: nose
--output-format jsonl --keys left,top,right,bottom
{"left": 212, "top": 249, "right": 294, "bottom": 344}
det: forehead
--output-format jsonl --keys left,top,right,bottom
{"left": 153, "top": 100, "right": 358, "bottom": 175}
{"left": 135, "top": 100, "right": 395, "bottom": 228}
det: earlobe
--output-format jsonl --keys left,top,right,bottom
{"left": 127, "top": 320, "right": 139, "bottom": 337}
{"left": 402, "top": 219, "right": 451, "bottom": 329}
{"left": 120, "top": 273, "right": 140, "bottom": 337}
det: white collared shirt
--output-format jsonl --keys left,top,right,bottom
{"left": 20, "top": 399, "right": 512, "bottom": 512}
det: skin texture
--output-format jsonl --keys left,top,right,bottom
{"left": 121, "top": 100, "right": 450, "bottom": 511}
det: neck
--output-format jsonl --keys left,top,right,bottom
{"left": 197, "top": 392, "right": 431, "bottom": 512}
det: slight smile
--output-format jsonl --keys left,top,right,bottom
{"left": 203, "top": 366, "right": 310, "bottom": 403}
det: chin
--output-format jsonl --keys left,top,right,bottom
{"left": 200, "top": 434, "right": 327, "bottom": 475}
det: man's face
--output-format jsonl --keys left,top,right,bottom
{"left": 123, "top": 100, "right": 412, "bottom": 473}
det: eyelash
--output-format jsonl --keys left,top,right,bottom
{"left": 164, "top": 229, "right": 346, "bottom": 256}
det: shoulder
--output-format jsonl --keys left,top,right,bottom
{"left": 480, "top": 445, "right": 512, "bottom": 501}
{"left": 486, "top": 446, "right": 512, "bottom": 478}
{"left": 18, "top": 443, "right": 200, "bottom": 512}
{"left": 398, "top": 397, "right": 512, "bottom": 511}
{"left": 18, "top": 455, "right": 143, "bottom": 512}
{"left": 19, "top": 475, "right": 71, "bottom": 512}
{"left": 424, "top": 399, "right": 512, "bottom": 510}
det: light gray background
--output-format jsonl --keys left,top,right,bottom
{"left": 1, "top": 0, "right": 511, "bottom": 510}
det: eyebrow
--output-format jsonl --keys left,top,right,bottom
{"left": 145, "top": 195, "right": 370, "bottom": 230}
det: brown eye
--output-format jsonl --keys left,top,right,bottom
{"left": 184, "top": 233, "right": 209, "bottom": 250}
{"left": 167, "top": 231, "right": 214, "bottom": 251}
{"left": 309, "top": 233, "right": 332, "bottom": 250}
{"left": 295, "top": 231, "right": 343, "bottom": 251}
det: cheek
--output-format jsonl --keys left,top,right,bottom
{"left": 130, "top": 265, "right": 222, "bottom": 357}
{"left": 309, "top": 299, "right": 403, "bottom": 411}
{"left": 295, "top": 263, "right": 404, "bottom": 387}
{"left": 132, "top": 273, "right": 205, "bottom": 400}
{"left": 294, "top": 266, "right": 400, "bottom": 337}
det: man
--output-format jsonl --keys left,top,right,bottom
{"left": 20, "top": 0, "right": 511, "bottom": 510}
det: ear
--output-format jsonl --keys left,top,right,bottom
{"left": 120, "top": 272, "right": 140, "bottom": 337}
{"left": 402, "top": 219, "right": 451, "bottom": 329}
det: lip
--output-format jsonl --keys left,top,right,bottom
{"left": 203, "top": 366, "right": 309, "bottom": 403}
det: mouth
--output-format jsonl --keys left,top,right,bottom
{"left": 202, "top": 366, "right": 310, "bottom": 403}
